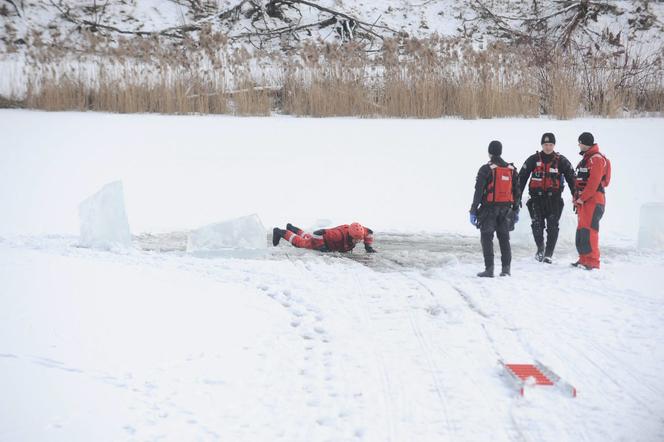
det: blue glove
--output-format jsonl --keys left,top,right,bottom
{"left": 514, "top": 211, "right": 519, "bottom": 224}
{"left": 470, "top": 213, "right": 478, "bottom": 226}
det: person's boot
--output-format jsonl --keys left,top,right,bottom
{"left": 544, "top": 228, "right": 558, "bottom": 263}
{"left": 480, "top": 231, "right": 495, "bottom": 278}
{"left": 272, "top": 227, "right": 284, "bottom": 246}
{"left": 535, "top": 246, "right": 544, "bottom": 262}
{"left": 286, "top": 223, "right": 301, "bottom": 234}
{"left": 500, "top": 265, "right": 511, "bottom": 276}
{"left": 571, "top": 260, "right": 592, "bottom": 270}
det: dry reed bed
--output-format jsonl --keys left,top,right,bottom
{"left": 5, "top": 35, "right": 664, "bottom": 118}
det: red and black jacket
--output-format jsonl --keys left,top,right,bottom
{"left": 518, "top": 151, "right": 575, "bottom": 197}
{"left": 575, "top": 145, "right": 611, "bottom": 202}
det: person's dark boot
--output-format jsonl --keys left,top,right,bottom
{"left": 500, "top": 266, "right": 511, "bottom": 276}
{"left": 571, "top": 260, "right": 592, "bottom": 270}
{"left": 545, "top": 228, "right": 558, "bottom": 260}
{"left": 480, "top": 231, "right": 495, "bottom": 278}
{"left": 543, "top": 255, "right": 553, "bottom": 264}
{"left": 272, "top": 227, "right": 284, "bottom": 246}
{"left": 532, "top": 220, "right": 544, "bottom": 262}
{"left": 286, "top": 223, "right": 301, "bottom": 234}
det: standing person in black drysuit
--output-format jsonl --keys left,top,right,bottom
{"left": 518, "top": 133, "right": 576, "bottom": 263}
{"left": 469, "top": 140, "right": 521, "bottom": 277}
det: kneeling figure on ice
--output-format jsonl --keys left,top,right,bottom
{"left": 272, "top": 222, "right": 376, "bottom": 253}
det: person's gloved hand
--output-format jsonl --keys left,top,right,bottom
{"left": 365, "top": 245, "right": 376, "bottom": 253}
{"left": 514, "top": 211, "right": 519, "bottom": 224}
{"left": 469, "top": 213, "right": 478, "bottom": 226}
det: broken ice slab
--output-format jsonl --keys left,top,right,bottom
{"left": 78, "top": 181, "right": 132, "bottom": 249}
{"left": 186, "top": 214, "right": 267, "bottom": 257}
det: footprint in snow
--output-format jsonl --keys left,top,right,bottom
{"left": 316, "top": 416, "right": 334, "bottom": 426}
{"left": 202, "top": 379, "right": 225, "bottom": 386}
{"left": 123, "top": 426, "right": 136, "bottom": 435}
{"left": 99, "top": 376, "right": 128, "bottom": 388}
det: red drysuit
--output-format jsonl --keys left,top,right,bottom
{"left": 282, "top": 224, "right": 374, "bottom": 253}
{"left": 574, "top": 144, "right": 611, "bottom": 269}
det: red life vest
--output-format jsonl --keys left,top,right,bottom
{"left": 529, "top": 152, "right": 561, "bottom": 193}
{"left": 575, "top": 146, "right": 611, "bottom": 195}
{"left": 484, "top": 163, "right": 515, "bottom": 203}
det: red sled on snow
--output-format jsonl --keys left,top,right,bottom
{"left": 500, "top": 360, "right": 577, "bottom": 398}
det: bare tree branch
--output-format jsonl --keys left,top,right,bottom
{"left": 268, "top": 0, "right": 398, "bottom": 39}
{"left": 4, "top": 0, "right": 22, "bottom": 17}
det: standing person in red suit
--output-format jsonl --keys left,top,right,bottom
{"left": 572, "top": 132, "right": 611, "bottom": 270}
{"left": 272, "top": 222, "right": 376, "bottom": 253}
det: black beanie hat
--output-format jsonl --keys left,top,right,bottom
{"left": 488, "top": 140, "right": 502, "bottom": 156}
{"left": 541, "top": 132, "right": 556, "bottom": 145}
{"left": 578, "top": 132, "right": 594, "bottom": 146}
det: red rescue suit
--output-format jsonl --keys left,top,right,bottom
{"left": 574, "top": 145, "right": 611, "bottom": 269}
{"left": 282, "top": 224, "right": 374, "bottom": 252}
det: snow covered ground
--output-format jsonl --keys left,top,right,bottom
{"left": 1, "top": 110, "right": 664, "bottom": 441}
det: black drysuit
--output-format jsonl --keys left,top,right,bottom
{"left": 518, "top": 151, "right": 575, "bottom": 257}
{"left": 470, "top": 156, "right": 521, "bottom": 273}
